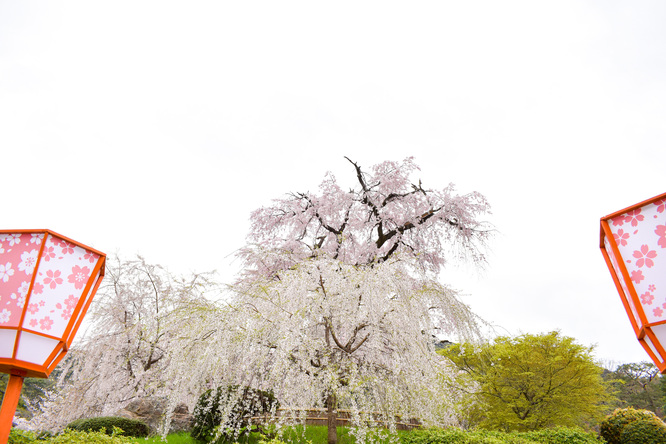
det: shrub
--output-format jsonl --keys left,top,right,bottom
{"left": 66, "top": 416, "right": 150, "bottom": 438}
{"left": 514, "top": 426, "right": 604, "bottom": 444}
{"left": 8, "top": 429, "right": 38, "bottom": 444}
{"left": 599, "top": 407, "right": 660, "bottom": 444}
{"left": 620, "top": 417, "right": 666, "bottom": 444}
{"left": 190, "top": 385, "right": 279, "bottom": 443}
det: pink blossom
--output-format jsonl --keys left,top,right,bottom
{"left": 65, "top": 294, "right": 79, "bottom": 310}
{"left": 27, "top": 303, "right": 39, "bottom": 315}
{"left": 611, "top": 216, "right": 625, "bottom": 227}
{"left": 42, "top": 246, "right": 55, "bottom": 262}
{"left": 84, "top": 251, "right": 98, "bottom": 263}
{"left": 614, "top": 229, "right": 630, "bottom": 247}
{"left": 633, "top": 244, "right": 657, "bottom": 268}
{"left": 631, "top": 270, "right": 645, "bottom": 284}
{"left": 44, "top": 270, "right": 63, "bottom": 289}
{"left": 624, "top": 209, "right": 645, "bottom": 227}
{"left": 61, "top": 309, "right": 73, "bottom": 320}
{"left": 61, "top": 242, "right": 75, "bottom": 255}
{"left": 654, "top": 307, "right": 664, "bottom": 318}
{"left": 68, "top": 265, "right": 90, "bottom": 289}
{"left": 0, "top": 262, "right": 14, "bottom": 283}
{"left": 655, "top": 199, "right": 666, "bottom": 214}
{"left": 656, "top": 225, "right": 666, "bottom": 249}
{"left": 29, "top": 319, "right": 38, "bottom": 328}
{"left": 649, "top": 284, "right": 657, "bottom": 292}
{"left": 32, "top": 282, "right": 44, "bottom": 294}
{"left": 641, "top": 292, "right": 655, "bottom": 305}
{"left": 39, "top": 316, "right": 53, "bottom": 331}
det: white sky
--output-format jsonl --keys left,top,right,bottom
{"left": 1, "top": 1, "right": 665, "bottom": 365}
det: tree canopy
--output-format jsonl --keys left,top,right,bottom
{"left": 442, "top": 331, "right": 614, "bottom": 431}
{"left": 167, "top": 157, "right": 493, "bottom": 444}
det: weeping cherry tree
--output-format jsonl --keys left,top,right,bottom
{"left": 170, "top": 157, "right": 493, "bottom": 444}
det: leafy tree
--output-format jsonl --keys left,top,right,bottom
{"left": 168, "top": 157, "right": 493, "bottom": 444}
{"left": 603, "top": 362, "right": 663, "bottom": 417}
{"left": 25, "top": 255, "right": 218, "bottom": 433}
{"left": 443, "top": 331, "right": 614, "bottom": 431}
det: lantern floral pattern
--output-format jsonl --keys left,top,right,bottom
{"left": 0, "top": 232, "right": 102, "bottom": 340}
{"left": 605, "top": 201, "right": 666, "bottom": 324}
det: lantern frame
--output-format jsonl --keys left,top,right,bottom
{"left": 600, "top": 192, "right": 666, "bottom": 373}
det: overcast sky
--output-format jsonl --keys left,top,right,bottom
{"left": 2, "top": 1, "right": 665, "bottom": 366}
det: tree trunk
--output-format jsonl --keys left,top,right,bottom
{"left": 326, "top": 393, "right": 337, "bottom": 444}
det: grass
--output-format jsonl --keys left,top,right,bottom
{"left": 137, "top": 425, "right": 406, "bottom": 444}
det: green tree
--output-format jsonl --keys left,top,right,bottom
{"left": 602, "top": 362, "right": 663, "bottom": 417}
{"left": 442, "top": 331, "right": 614, "bottom": 431}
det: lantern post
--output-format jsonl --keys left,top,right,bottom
{"left": 0, "top": 230, "right": 105, "bottom": 442}
{"left": 600, "top": 192, "right": 666, "bottom": 373}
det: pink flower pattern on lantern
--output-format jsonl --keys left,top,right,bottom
{"left": 655, "top": 199, "right": 666, "bottom": 214}
{"left": 67, "top": 265, "right": 90, "bottom": 290}
{"left": 625, "top": 209, "right": 645, "bottom": 227}
{"left": 614, "top": 229, "right": 630, "bottom": 246}
{"left": 44, "top": 270, "right": 63, "bottom": 289}
{"left": 641, "top": 292, "right": 655, "bottom": 305}
{"left": 605, "top": 195, "right": 666, "bottom": 325}
{"left": 60, "top": 242, "right": 75, "bottom": 255}
{"left": 633, "top": 245, "right": 657, "bottom": 268}
{"left": 656, "top": 225, "right": 666, "bottom": 249}
{"left": 39, "top": 316, "right": 53, "bottom": 331}
{"left": 41, "top": 246, "right": 55, "bottom": 262}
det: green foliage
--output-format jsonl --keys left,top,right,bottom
{"left": 402, "top": 427, "right": 603, "bottom": 444}
{"left": 599, "top": 407, "right": 660, "bottom": 444}
{"left": 620, "top": 417, "right": 666, "bottom": 444}
{"left": 513, "top": 427, "right": 604, "bottom": 444}
{"left": 8, "top": 429, "right": 39, "bottom": 444}
{"left": 602, "top": 362, "right": 663, "bottom": 417}
{"left": 190, "top": 385, "right": 279, "bottom": 443}
{"left": 66, "top": 416, "right": 150, "bottom": 438}
{"left": 10, "top": 427, "right": 138, "bottom": 443}
{"left": 442, "top": 331, "right": 614, "bottom": 431}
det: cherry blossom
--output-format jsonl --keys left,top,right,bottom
{"left": 42, "top": 246, "right": 56, "bottom": 262}
{"left": 18, "top": 249, "right": 38, "bottom": 275}
{"left": 612, "top": 216, "right": 625, "bottom": 227}
{"left": 654, "top": 199, "right": 666, "bottom": 214}
{"left": 29, "top": 319, "right": 38, "bottom": 328}
{"left": 614, "top": 229, "right": 630, "bottom": 246}
{"left": 67, "top": 265, "right": 90, "bottom": 290}
{"left": 44, "top": 270, "right": 63, "bottom": 289}
{"left": 60, "top": 242, "right": 76, "bottom": 255}
{"left": 65, "top": 295, "right": 79, "bottom": 310}
{"left": 60, "top": 309, "right": 73, "bottom": 320}
{"left": 633, "top": 244, "right": 657, "bottom": 268}
{"left": 10, "top": 292, "right": 26, "bottom": 308}
{"left": 32, "top": 282, "right": 44, "bottom": 294}
{"left": 27, "top": 303, "right": 39, "bottom": 315}
{"left": 39, "top": 316, "right": 54, "bottom": 331}
{"left": 1, "top": 233, "right": 22, "bottom": 247}
{"left": 649, "top": 284, "right": 657, "bottom": 292}
{"left": 641, "top": 292, "right": 655, "bottom": 305}
{"left": 0, "top": 308, "right": 10, "bottom": 324}
{"left": 84, "top": 251, "right": 99, "bottom": 263}
{"left": 654, "top": 307, "right": 664, "bottom": 318}
{"left": 624, "top": 209, "right": 645, "bottom": 227}
{"left": 656, "top": 225, "right": 666, "bottom": 249}
{"left": 0, "top": 262, "right": 15, "bottom": 283}
{"left": 30, "top": 233, "right": 44, "bottom": 244}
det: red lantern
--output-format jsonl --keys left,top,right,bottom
{"left": 600, "top": 193, "right": 666, "bottom": 373}
{"left": 0, "top": 230, "right": 105, "bottom": 442}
